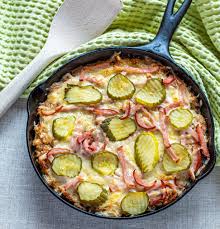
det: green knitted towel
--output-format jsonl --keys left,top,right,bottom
{"left": 0, "top": 0, "right": 220, "bottom": 164}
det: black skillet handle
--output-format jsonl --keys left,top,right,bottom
{"left": 138, "top": 0, "right": 192, "bottom": 60}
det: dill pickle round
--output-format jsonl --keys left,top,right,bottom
{"left": 107, "top": 74, "right": 135, "bottom": 100}
{"left": 121, "top": 192, "right": 149, "bottom": 215}
{"left": 52, "top": 116, "right": 75, "bottom": 140}
{"left": 92, "top": 151, "right": 119, "bottom": 175}
{"left": 64, "top": 85, "right": 102, "bottom": 104}
{"left": 169, "top": 108, "right": 193, "bottom": 130}
{"left": 135, "top": 132, "right": 159, "bottom": 173}
{"left": 77, "top": 182, "right": 108, "bottom": 206}
{"left": 135, "top": 78, "right": 166, "bottom": 108}
{"left": 52, "top": 154, "right": 82, "bottom": 178}
{"left": 162, "top": 143, "right": 191, "bottom": 173}
{"left": 101, "top": 117, "right": 136, "bottom": 141}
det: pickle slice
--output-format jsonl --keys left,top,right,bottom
{"left": 77, "top": 182, "right": 108, "bottom": 206}
{"left": 101, "top": 117, "right": 136, "bottom": 141}
{"left": 121, "top": 192, "right": 149, "bottom": 215}
{"left": 107, "top": 74, "right": 135, "bottom": 100}
{"left": 135, "top": 132, "right": 159, "bottom": 173}
{"left": 64, "top": 85, "right": 102, "bottom": 104}
{"left": 135, "top": 78, "right": 166, "bottom": 108}
{"left": 169, "top": 108, "right": 193, "bottom": 130}
{"left": 92, "top": 151, "right": 119, "bottom": 175}
{"left": 52, "top": 154, "right": 82, "bottom": 177}
{"left": 52, "top": 116, "right": 75, "bottom": 140}
{"left": 162, "top": 143, "right": 191, "bottom": 173}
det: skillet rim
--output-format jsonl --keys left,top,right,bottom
{"left": 26, "top": 46, "right": 216, "bottom": 219}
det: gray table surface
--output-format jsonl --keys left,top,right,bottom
{"left": 0, "top": 99, "right": 220, "bottom": 229}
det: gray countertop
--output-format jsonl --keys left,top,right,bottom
{"left": 0, "top": 99, "right": 220, "bottom": 229}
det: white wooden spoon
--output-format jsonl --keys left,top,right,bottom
{"left": 0, "top": 0, "right": 121, "bottom": 118}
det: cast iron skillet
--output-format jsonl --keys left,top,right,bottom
{"left": 27, "top": 0, "right": 216, "bottom": 219}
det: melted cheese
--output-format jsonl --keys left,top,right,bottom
{"left": 35, "top": 56, "right": 207, "bottom": 217}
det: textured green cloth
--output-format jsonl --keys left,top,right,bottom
{"left": 0, "top": 0, "right": 220, "bottom": 163}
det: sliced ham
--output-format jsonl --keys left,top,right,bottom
{"left": 40, "top": 105, "right": 63, "bottom": 116}
{"left": 141, "top": 107, "right": 157, "bottom": 127}
{"left": 116, "top": 146, "right": 135, "bottom": 188}
{"left": 149, "top": 180, "right": 178, "bottom": 206}
{"left": 70, "top": 137, "right": 80, "bottom": 152}
{"left": 159, "top": 109, "right": 171, "bottom": 148}
{"left": 91, "top": 108, "right": 119, "bottom": 116}
{"left": 80, "top": 62, "right": 111, "bottom": 81}
{"left": 159, "top": 109, "right": 179, "bottom": 162}
{"left": 120, "top": 101, "right": 131, "bottom": 120}
{"left": 101, "top": 137, "right": 109, "bottom": 151}
{"left": 60, "top": 105, "right": 78, "bottom": 112}
{"left": 196, "top": 124, "right": 210, "bottom": 158}
{"left": 80, "top": 75, "right": 104, "bottom": 86}
{"left": 163, "top": 75, "right": 176, "bottom": 85}
{"left": 188, "top": 148, "right": 202, "bottom": 180}
{"left": 62, "top": 176, "right": 82, "bottom": 191}
{"left": 164, "top": 101, "right": 183, "bottom": 114}
{"left": 188, "top": 127, "right": 199, "bottom": 143}
{"left": 166, "top": 146, "right": 180, "bottom": 163}
{"left": 133, "top": 170, "right": 157, "bottom": 190}
{"left": 82, "top": 138, "right": 98, "bottom": 154}
{"left": 75, "top": 130, "right": 107, "bottom": 155}
{"left": 174, "top": 177, "right": 185, "bottom": 189}
{"left": 149, "top": 194, "right": 164, "bottom": 206}
{"left": 135, "top": 109, "right": 156, "bottom": 130}
{"left": 47, "top": 148, "right": 71, "bottom": 162}
{"left": 109, "top": 183, "right": 121, "bottom": 192}
{"left": 77, "top": 131, "right": 93, "bottom": 144}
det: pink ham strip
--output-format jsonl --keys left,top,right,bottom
{"left": 196, "top": 124, "right": 210, "bottom": 158}
{"left": 90, "top": 108, "right": 119, "bottom": 116}
{"left": 159, "top": 109, "right": 171, "bottom": 148}
{"left": 82, "top": 138, "right": 99, "bottom": 154}
{"left": 135, "top": 111, "right": 156, "bottom": 130}
{"left": 80, "top": 62, "right": 111, "bottom": 81}
{"left": 188, "top": 127, "right": 199, "bottom": 143}
{"left": 141, "top": 107, "right": 157, "bottom": 127}
{"left": 41, "top": 105, "right": 119, "bottom": 116}
{"left": 113, "top": 65, "right": 159, "bottom": 74}
{"left": 134, "top": 106, "right": 157, "bottom": 130}
{"left": 116, "top": 146, "right": 135, "bottom": 188}
{"left": 77, "top": 131, "right": 98, "bottom": 154}
{"left": 109, "top": 183, "right": 121, "bottom": 192}
{"left": 159, "top": 109, "right": 179, "bottom": 162}
{"left": 166, "top": 146, "right": 180, "bottom": 163}
{"left": 148, "top": 180, "right": 178, "bottom": 206}
{"left": 120, "top": 101, "right": 131, "bottom": 120}
{"left": 77, "top": 131, "right": 93, "bottom": 144}
{"left": 62, "top": 176, "right": 82, "bottom": 191}
{"left": 73, "top": 130, "right": 107, "bottom": 155}
{"left": 164, "top": 101, "right": 183, "bottom": 114}
{"left": 47, "top": 148, "right": 71, "bottom": 162}
{"left": 188, "top": 149, "right": 202, "bottom": 181}
{"left": 133, "top": 170, "right": 157, "bottom": 190}
{"left": 40, "top": 105, "right": 63, "bottom": 116}
{"left": 174, "top": 177, "right": 185, "bottom": 189}
{"left": 70, "top": 137, "right": 80, "bottom": 152}
{"left": 83, "top": 76, "right": 104, "bottom": 86}
{"left": 163, "top": 75, "right": 176, "bottom": 85}
{"left": 60, "top": 105, "right": 78, "bottom": 112}
{"left": 101, "top": 137, "right": 108, "bottom": 151}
